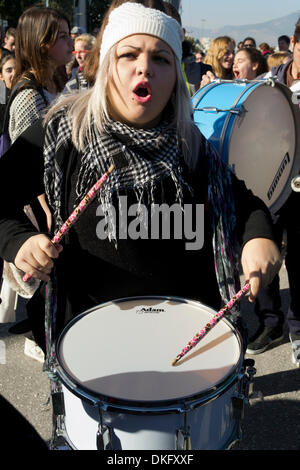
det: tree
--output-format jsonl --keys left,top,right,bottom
{"left": 87, "top": 0, "right": 110, "bottom": 31}
{"left": 185, "top": 35, "right": 197, "bottom": 53}
{"left": 0, "top": 0, "right": 73, "bottom": 27}
{"left": 0, "top": 0, "right": 110, "bottom": 33}
{"left": 0, "top": 0, "right": 38, "bottom": 27}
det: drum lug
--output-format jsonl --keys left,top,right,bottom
{"left": 244, "top": 358, "right": 256, "bottom": 398}
{"left": 231, "top": 393, "right": 245, "bottom": 420}
{"left": 232, "top": 358, "right": 257, "bottom": 419}
{"left": 230, "top": 104, "right": 246, "bottom": 117}
{"left": 244, "top": 359, "right": 264, "bottom": 403}
{"left": 265, "top": 77, "right": 276, "bottom": 87}
{"left": 176, "top": 427, "right": 191, "bottom": 450}
{"left": 291, "top": 175, "right": 300, "bottom": 192}
{"left": 96, "top": 423, "right": 113, "bottom": 450}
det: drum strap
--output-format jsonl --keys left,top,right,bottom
{"left": 44, "top": 267, "right": 57, "bottom": 375}
{"left": 43, "top": 267, "right": 67, "bottom": 448}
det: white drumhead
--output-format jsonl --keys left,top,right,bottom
{"left": 57, "top": 297, "right": 241, "bottom": 403}
{"left": 228, "top": 83, "right": 299, "bottom": 214}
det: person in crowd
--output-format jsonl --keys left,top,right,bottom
{"left": 64, "top": 33, "right": 95, "bottom": 91}
{"left": 232, "top": 47, "right": 268, "bottom": 80}
{"left": 0, "top": 6, "right": 73, "bottom": 361}
{"left": 204, "top": 36, "right": 235, "bottom": 79}
{"left": 267, "top": 51, "right": 291, "bottom": 70}
{"left": 9, "top": 7, "right": 72, "bottom": 143}
{"left": 67, "top": 26, "right": 87, "bottom": 77}
{"left": 242, "top": 37, "right": 256, "bottom": 48}
{"left": 70, "top": 25, "right": 86, "bottom": 42}
{"left": 278, "top": 34, "right": 291, "bottom": 52}
{"left": 200, "top": 36, "right": 235, "bottom": 87}
{"left": 1, "top": 27, "right": 16, "bottom": 58}
{"left": 258, "top": 42, "right": 274, "bottom": 58}
{"left": 195, "top": 51, "right": 204, "bottom": 63}
{"left": 247, "top": 19, "right": 300, "bottom": 366}
{"left": 0, "top": 54, "right": 16, "bottom": 130}
{"left": 0, "top": 0, "right": 281, "bottom": 367}
{"left": 182, "top": 39, "right": 212, "bottom": 94}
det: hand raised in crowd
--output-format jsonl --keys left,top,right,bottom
{"left": 200, "top": 70, "right": 217, "bottom": 88}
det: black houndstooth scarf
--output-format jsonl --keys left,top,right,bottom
{"left": 44, "top": 111, "right": 192, "bottom": 239}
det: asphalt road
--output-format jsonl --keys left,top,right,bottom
{"left": 0, "top": 263, "right": 299, "bottom": 451}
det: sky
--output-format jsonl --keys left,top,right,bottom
{"left": 180, "top": 0, "right": 300, "bottom": 29}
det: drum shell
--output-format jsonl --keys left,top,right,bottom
{"left": 192, "top": 79, "right": 300, "bottom": 215}
{"left": 55, "top": 296, "right": 245, "bottom": 450}
{"left": 59, "top": 379, "right": 242, "bottom": 450}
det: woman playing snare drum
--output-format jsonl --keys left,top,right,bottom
{"left": 0, "top": 1, "right": 281, "bottom": 353}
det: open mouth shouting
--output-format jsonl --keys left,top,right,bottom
{"left": 133, "top": 81, "right": 152, "bottom": 103}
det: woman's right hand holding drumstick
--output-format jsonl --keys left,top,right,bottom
{"left": 14, "top": 234, "right": 63, "bottom": 282}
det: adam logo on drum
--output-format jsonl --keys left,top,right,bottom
{"left": 136, "top": 307, "right": 165, "bottom": 314}
{"left": 96, "top": 196, "right": 204, "bottom": 250}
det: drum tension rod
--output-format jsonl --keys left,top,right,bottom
{"left": 193, "top": 105, "right": 246, "bottom": 117}
{"left": 176, "top": 407, "right": 191, "bottom": 450}
{"left": 96, "top": 405, "right": 113, "bottom": 450}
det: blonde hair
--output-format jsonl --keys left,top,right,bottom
{"left": 74, "top": 33, "right": 96, "bottom": 50}
{"left": 267, "top": 51, "right": 292, "bottom": 70}
{"left": 204, "top": 36, "right": 235, "bottom": 79}
{"left": 45, "top": 42, "right": 195, "bottom": 166}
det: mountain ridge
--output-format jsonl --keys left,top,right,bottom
{"left": 185, "top": 10, "right": 300, "bottom": 47}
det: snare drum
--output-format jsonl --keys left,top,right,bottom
{"left": 55, "top": 296, "right": 252, "bottom": 450}
{"left": 193, "top": 79, "right": 300, "bottom": 214}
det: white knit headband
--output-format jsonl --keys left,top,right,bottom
{"left": 100, "top": 2, "right": 184, "bottom": 65}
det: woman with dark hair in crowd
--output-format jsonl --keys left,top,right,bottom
{"left": 0, "top": 54, "right": 16, "bottom": 131}
{"left": 233, "top": 47, "right": 268, "bottom": 80}
{"left": 9, "top": 6, "right": 73, "bottom": 142}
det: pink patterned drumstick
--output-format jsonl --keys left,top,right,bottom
{"left": 23, "top": 164, "right": 115, "bottom": 282}
{"left": 171, "top": 282, "right": 250, "bottom": 366}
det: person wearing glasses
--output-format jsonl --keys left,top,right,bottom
{"left": 242, "top": 37, "right": 256, "bottom": 48}
{"left": 65, "top": 33, "right": 96, "bottom": 92}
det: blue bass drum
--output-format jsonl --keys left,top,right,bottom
{"left": 192, "top": 79, "right": 300, "bottom": 214}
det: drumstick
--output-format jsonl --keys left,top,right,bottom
{"left": 23, "top": 164, "right": 115, "bottom": 282}
{"left": 171, "top": 282, "right": 250, "bottom": 366}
